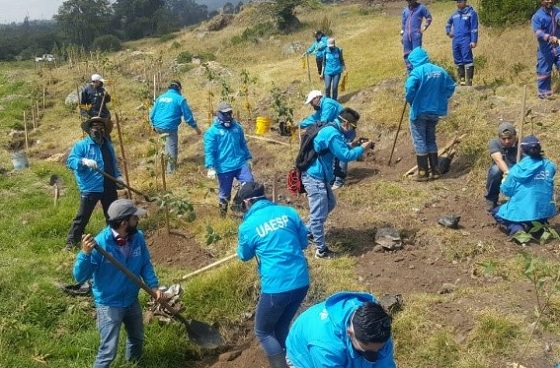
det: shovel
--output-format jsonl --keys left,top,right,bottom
{"left": 93, "top": 243, "right": 222, "bottom": 349}
{"left": 94, "top": 168, "right": 155, "bottom": 202}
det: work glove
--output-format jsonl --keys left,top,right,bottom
{"left": 246, "top": 159, "right": 253, "bottom": 170}
{"left": 81, "top": 158, "right": 98, "bottom": 169}
{"left": 501, "top": 171, "right": 509, "bottom": 184}
{"left": 115, "top": 176, "right": 126, "bottom": 190}
{"left": 207, "top": 168, "right": 216, "bottom": 180}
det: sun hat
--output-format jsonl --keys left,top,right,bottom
{"left": 91, "top": 74, "right": 104, "bottom": 82}
{"left": 305, "top": 90, "right": 323, "bottom": 104}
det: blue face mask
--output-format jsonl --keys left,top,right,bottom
{"left": 217, "top": 111, "right": 233, "bottom": 127}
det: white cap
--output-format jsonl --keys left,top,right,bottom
{"left": 304, "top": 90, "right": 323, "bottom": 104}
{"left": 91, "top": 73, "right": 104, "bottom": 82}
{"left": 327, "top": 38, "right": 335, "bottom": 47}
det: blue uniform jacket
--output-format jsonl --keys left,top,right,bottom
{"left": 73, "top": 227, "right": 159, "bottom": 308}
{"left": 66, "top": 136, "right": 122, "bottom": 193}
{"left": 299, "top": 97, "right": 344, "bottom": 128}
{"left": 305, "top": 120, "right": 364, "bottom": 183}
{"left": 445, "top": 5, "right": 478, "bottom": 43}
{"left": 497, "top": 156, "right": 557, "bottom": 222}
{"left": 237, "top": 199, "right": 309, "bottom": 294}
{"left": 324, "top": 47, "right": 344, "bottom": 76}
{"left": 286, "top": 292, "right": 396, "bottom": 368}
{"left": 204, "top": 117, "right": 252, "bottom": 173}
{"left": 532, "top": 6, "right": 560, "bottom": 53}
{"left": 80, "top": 84, "right": 111, "bottom": 119}
{"left": 401, "top": 3, "right": 432, "bottom": 41}
{"left": 405, "top": 48, "right": 456, "bottom": 121}
{"left": 150, "top": 88, "right": 197, "bottom": 132}
{"left": 305, "top": 35, "right": 329, "bottom": 59}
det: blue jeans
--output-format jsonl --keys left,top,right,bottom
{"left": 217, "top": 165, "right": 254, "bottom": 203}
{"left": 409, "top": 114, "right": 439, "bottom": 155}
{"left": 94, "top": 301, "right": 144, "bottom": 368}
{"left": 485, "top": 164, "right": 503, "bottom": 204}
{"left": 155, "top": 129, "right": 178, "bottom": 173}
{"left": 324, "top": 73, "right": 341, "bottom": 101}
{"left": 302, "top": 172, "right": 336, "bottom": 252}
{"left": 255, "top": 286, "right": 309, "bottom": 357}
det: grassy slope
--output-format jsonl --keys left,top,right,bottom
{"left": 0, "top": 1, "right": 559, "bottom": 367}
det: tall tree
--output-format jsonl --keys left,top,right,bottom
{"left": 166, "top": 0, "right": 208, "bottom": 27}
{"left": 54, "top": 0, "right": 112, "bottom": 48}
{"left": 112, "top": 0, "right": 166, "bottom": 39}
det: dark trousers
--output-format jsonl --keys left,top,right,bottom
{"left": 66, "top": 190, "right": 117, "bottom": 245}
{"left": 315, "top": 57, "right": 323, "bottom": 75}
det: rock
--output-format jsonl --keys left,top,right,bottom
{"left": 379, "top": 293, "right": 404, "bottom": 315}
{"left": 219, "top": 350, "right": 242, "bottom": 362}
{"left": 65, "top": 91, "right": 79, "bottom": 107}
{"left": 438, "top": 282, "right": 458, "bottom": 294}
{"left": 375, "top": 227, "right": 402, "bottom": 251}
{"left": 438, "top": 214, "right": 461, "bottom": 229}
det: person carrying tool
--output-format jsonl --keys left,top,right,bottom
{"left": 80, "top": 74, "right": 113, "bottom": 135}
{"left": 302, "top": 30, "right": 329, "bottom": 76}
{"left": 405, "top": 47, "right": 455, "bottom": 181}
{"left": 485, "top": 122, "right": 519, "bottom": 212}
{"left": 322, "top": 38, "right": 345, "bottom": 101}
{"left": 401, "top": 0, "right": 432, "bottom": 73}
{"left": 65, "top": 118, "right": 124, "bottom": 251}
{"left": 236, "top": 182, "right": 309, "bottom": 368}
{"left": 285, "top": 291, "right": 396, "bottom": 368}
{"left": 299, "top": 90, "right": 343, "bottom": 128}
{"left": 531, "top": 0, "right": 560, "bottom": 99}
{"left": 301, "top": 107, "right": 373, "bottom": 258}
{"left": 492, "top": 135, "right": 557, "bottom": 240}
{"left": 204, "top": 101, "right": 254, "bottom": 217}
{"left": 150, "top": 80, "right": 201, "bottom": 173}
{"left": 445, "top": 0, "right": 478, "bottom": 86}
{"left": 74, "top": 199, "right": 164, "bottom": 368}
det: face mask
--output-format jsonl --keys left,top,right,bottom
{"left": 217, "top": 111, "right": 233, "bottom": 128}
{"left": 313, "top": 105, "right": 320, "bottom": 111}
{"left": 329, "top": 46, "right": 335, "bottom": 51}
{"left": 90, "top": 128, "right": 105, "bottom": 143}
{"left": 126, "top": 224, "right": 138, "bottom": 236}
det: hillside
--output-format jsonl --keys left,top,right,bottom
{"left": 1, "top": 1, "right": 560, "bottom": 368}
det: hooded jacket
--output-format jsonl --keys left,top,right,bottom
{"left": 445, "top": 5, "right": 478, "bottom": 43}
{"left": 405, "top": 47, "right": 456, "bottom": 121}
{"left": 73, "top": 227, "right": 159, "bottom": 308}
{"left": 66, "top": 135, "right": 122, "bottom": 193}
{"left": 150, "top": 88, "right": 197, "bottom": 132}
{"left": 497, "top": 156, "right": 557, "bottom": 222}
{"left": 299, "top": 97, "right": 344, "bottom": 128}
{"left": 204, "top": 117, "right": 252, "bottom": 173}
{"left": 286, "top": 292, "right": 396, "bottom": 368}
{"left": 237, "top": 199, "right": 309, "bottom": 294}
{"left": 305, "top": 35, "right": 329, "bottom": 59}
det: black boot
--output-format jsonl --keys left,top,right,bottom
{"left": 219, "top": 201, "right": 228, "bottom": 218}
{"left": 457, "top": 65, "right": 466, "bottom": 86}
{"left": 428, "top": 152, "right": 441, "bottom": 180}
{"left": 414, "top": 154, "right": 429, "bottom": 182}
{"left": 465, "top": 65, "right": 474, "bottom": 86}
{"left": 267, "top": 353, "right": 288, "bottom": 368}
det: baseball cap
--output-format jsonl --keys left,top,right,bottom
{"left": 108, "top": 199, "right": 147, "bottom": 221}
{"left": 339, "top": 107, "right": 360, "bottom": 126}
{"left": 327, "top": 38, "right": 335, "bottom": 47}
{"left": 497, "top": 122, "right": 516, "bottom": 137}
{"left": 305, "top": 90, "right": 323, "bottom": 104}
{"left": 91, "top": 74, "right": 104, "bottom": 82}
{"left": 237, "top": 182, "right": 266, "bottom": 201}
{"left": 521, "top": 135, "right": 541, "bottom": 152}
{"left": 217, "top": 101, "right": 233, "bottom": 113}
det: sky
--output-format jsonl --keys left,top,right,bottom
{"left": 0, "top": 0, "right": 64, "bottom": 24}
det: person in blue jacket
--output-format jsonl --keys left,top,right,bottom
{"left": 75, "top": 199, "right": 163, "bottom": 368}
{"left": 204, "top": 101, "right": 254, "bottom": 217}
{"left": 493, "top": 135, "right": 557, "bottom": 240}
{"left": 150, "top": 80, "right": 201, "bottom": 173}
{"left": 302, "top": 30, "right": 329, "bottom": 76}
{"left": 237, "top": 181, "right": 309, "bottom": 368}
{"left": 322, "top": 38, "right": 346, "bottom": 101}
{"left": 299, "top": 90, "right": 344, "bottom": 129}
{"left": 445, "top": 0, "right": 478, "bottom": 86}
{"left": 302, "top": 107, "right": 373, "bottom": 258}
{"left": 405, "top": 47, "right": 455, "bottom": 181}
{"left": 531, "top": 0, "right": 560, "bottom": 99}
{"left": 286, "top": 292, "right": 396, "bottom": 368}
{"left": 65, "top": 118, "right": 124, "bottom": 251}
{"left": 401, "top": 0, "right": 432, "bottom": 73}
{"left": 80, "top": 73, "right": 113, "bottom": 135}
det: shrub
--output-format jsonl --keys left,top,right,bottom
{"left": 159, "top": 33, "right": 178, "bottom": 43}
{"left": 479, "top": 0, "right": 538, "bottom": 27}
{"left": 177, "top": 51, "right": 193, "bottom": 63}
{"left": 91, "top": 35, "right": 122, "bottom": 52}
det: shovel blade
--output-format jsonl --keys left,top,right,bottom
{"left": 185, "top": 319, "right": 222, "bottom": 349}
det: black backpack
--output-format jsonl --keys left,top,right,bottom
{"left": 295, "top": 121, "right": 332, "bottom": 171}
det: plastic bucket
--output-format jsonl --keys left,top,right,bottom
{"left": 11, "top": 151, "right": 29, "bottom": 170}
{"left": 255, "top": 117, "right": 271, "bottom": 135}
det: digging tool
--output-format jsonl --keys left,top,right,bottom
{"left": 517, "top": 85, "right": 527, "bottom": 163}
{"left": 306, "top": 54, "right": 311, "bottom": 83}
{"left": 404, "top": 134, "right": 466, "bottom": 177}
{"left": 94, "top": 168, "right": 155, "bottom": 202}
{"left": 388, "top": 101, "right": 407, "bottom": 166}
{"left": 49, "top": 174, "right": 63, "bottom": 206}
{"left": 179, "top": 254, "right": 237, "bottom": 281}
{"left": 92, "top": 243, "right": 222, "bottom": 349}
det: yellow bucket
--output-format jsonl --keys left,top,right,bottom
{"left": 255, "top": 116, "right": 271, "bottom": 135}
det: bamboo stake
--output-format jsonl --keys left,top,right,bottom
{"left": 306, "top": 54, "right": 311, "bottom": 83}
{"left": 272, "top": 173, "right": 278, "bottom": 203}
{"left": 31, "top": 105, "right": 37, "bottom": 130}
{"left": 179, "top": 254, "right": 237, "bottom": 281}
{"left": 42, "top": 86, "right": 46, "bottom": 109}
{"left": 517, "top": 85, "right": 527, "bottom": 163}
{"left": 23, "top": 113, "right": 29, "bottom": 152}
{"left": 114, "top": 113, "right": 131, "bottom": 199}
{"left": 153, "top": 74, "right": 156, "bottom": 102}
{"left": 161, "top": 153, "right": 171, "bottom": 235}
{"left": 246, "top": 134, "right": 290, "bottom": 146}
{"left": 35, "top": 100, "right": 39, "bottom": 123}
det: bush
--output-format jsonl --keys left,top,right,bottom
{"left": 91, "top": 35, "right": 122, "bottom": 52}
{"left": 177, "top": 51, "right": 193, "bottom": 63}
{"left": 479, "top": 0, "right": 538, "bottom": 27}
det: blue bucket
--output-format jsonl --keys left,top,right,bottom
{"left": 11, "top": 151, "right": 29, "bottom": 170}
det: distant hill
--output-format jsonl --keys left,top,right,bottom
{"left": 197, "top": 0, "right": 239, "bottom": 11}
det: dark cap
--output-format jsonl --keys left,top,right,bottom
{"left": 339, "top": 107, "right": 360, "bottom": 126}
{"left": 81, "top": 117, "right": 110, "bottom": 133}
{"left": 521, "top": 135, "right": 541, "bottom": 155}
{"left": 107, "top": 199, "right": 147, "bottom": 221}
{"left": 169, "top": 80, "right": 182, "bottom": 90}
{"left": 216, "top": 101, "right": 233, "bottom": 113}
{"left": 497, "top": 122, "right": 516, "bottom": 137}
{"left": 237, "top": 182, "right": 265, "bottom": 201}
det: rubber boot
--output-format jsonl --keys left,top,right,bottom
{"left": 413, "top": 154, "right": 429, "bottom": 182}
{"left": 219, "top": 201, "right": 228, "bottom": 218}
{"left": 267, "top": 353, "right": 289, "bottom": 368}
{"left": 457, "top": 65, "right": 466, "bottom": 86}
{"left": 428, "top": 152, "right": 441, "bottom": 180}
{"left": 465, "top": 66, "right": 474, "bottom": 86}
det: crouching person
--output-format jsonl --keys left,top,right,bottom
{"left": 492, "top": 135, "right": 557, "bottom": 241}
{"left": 285, "top": 292, "right": 396, "bottom": 367}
